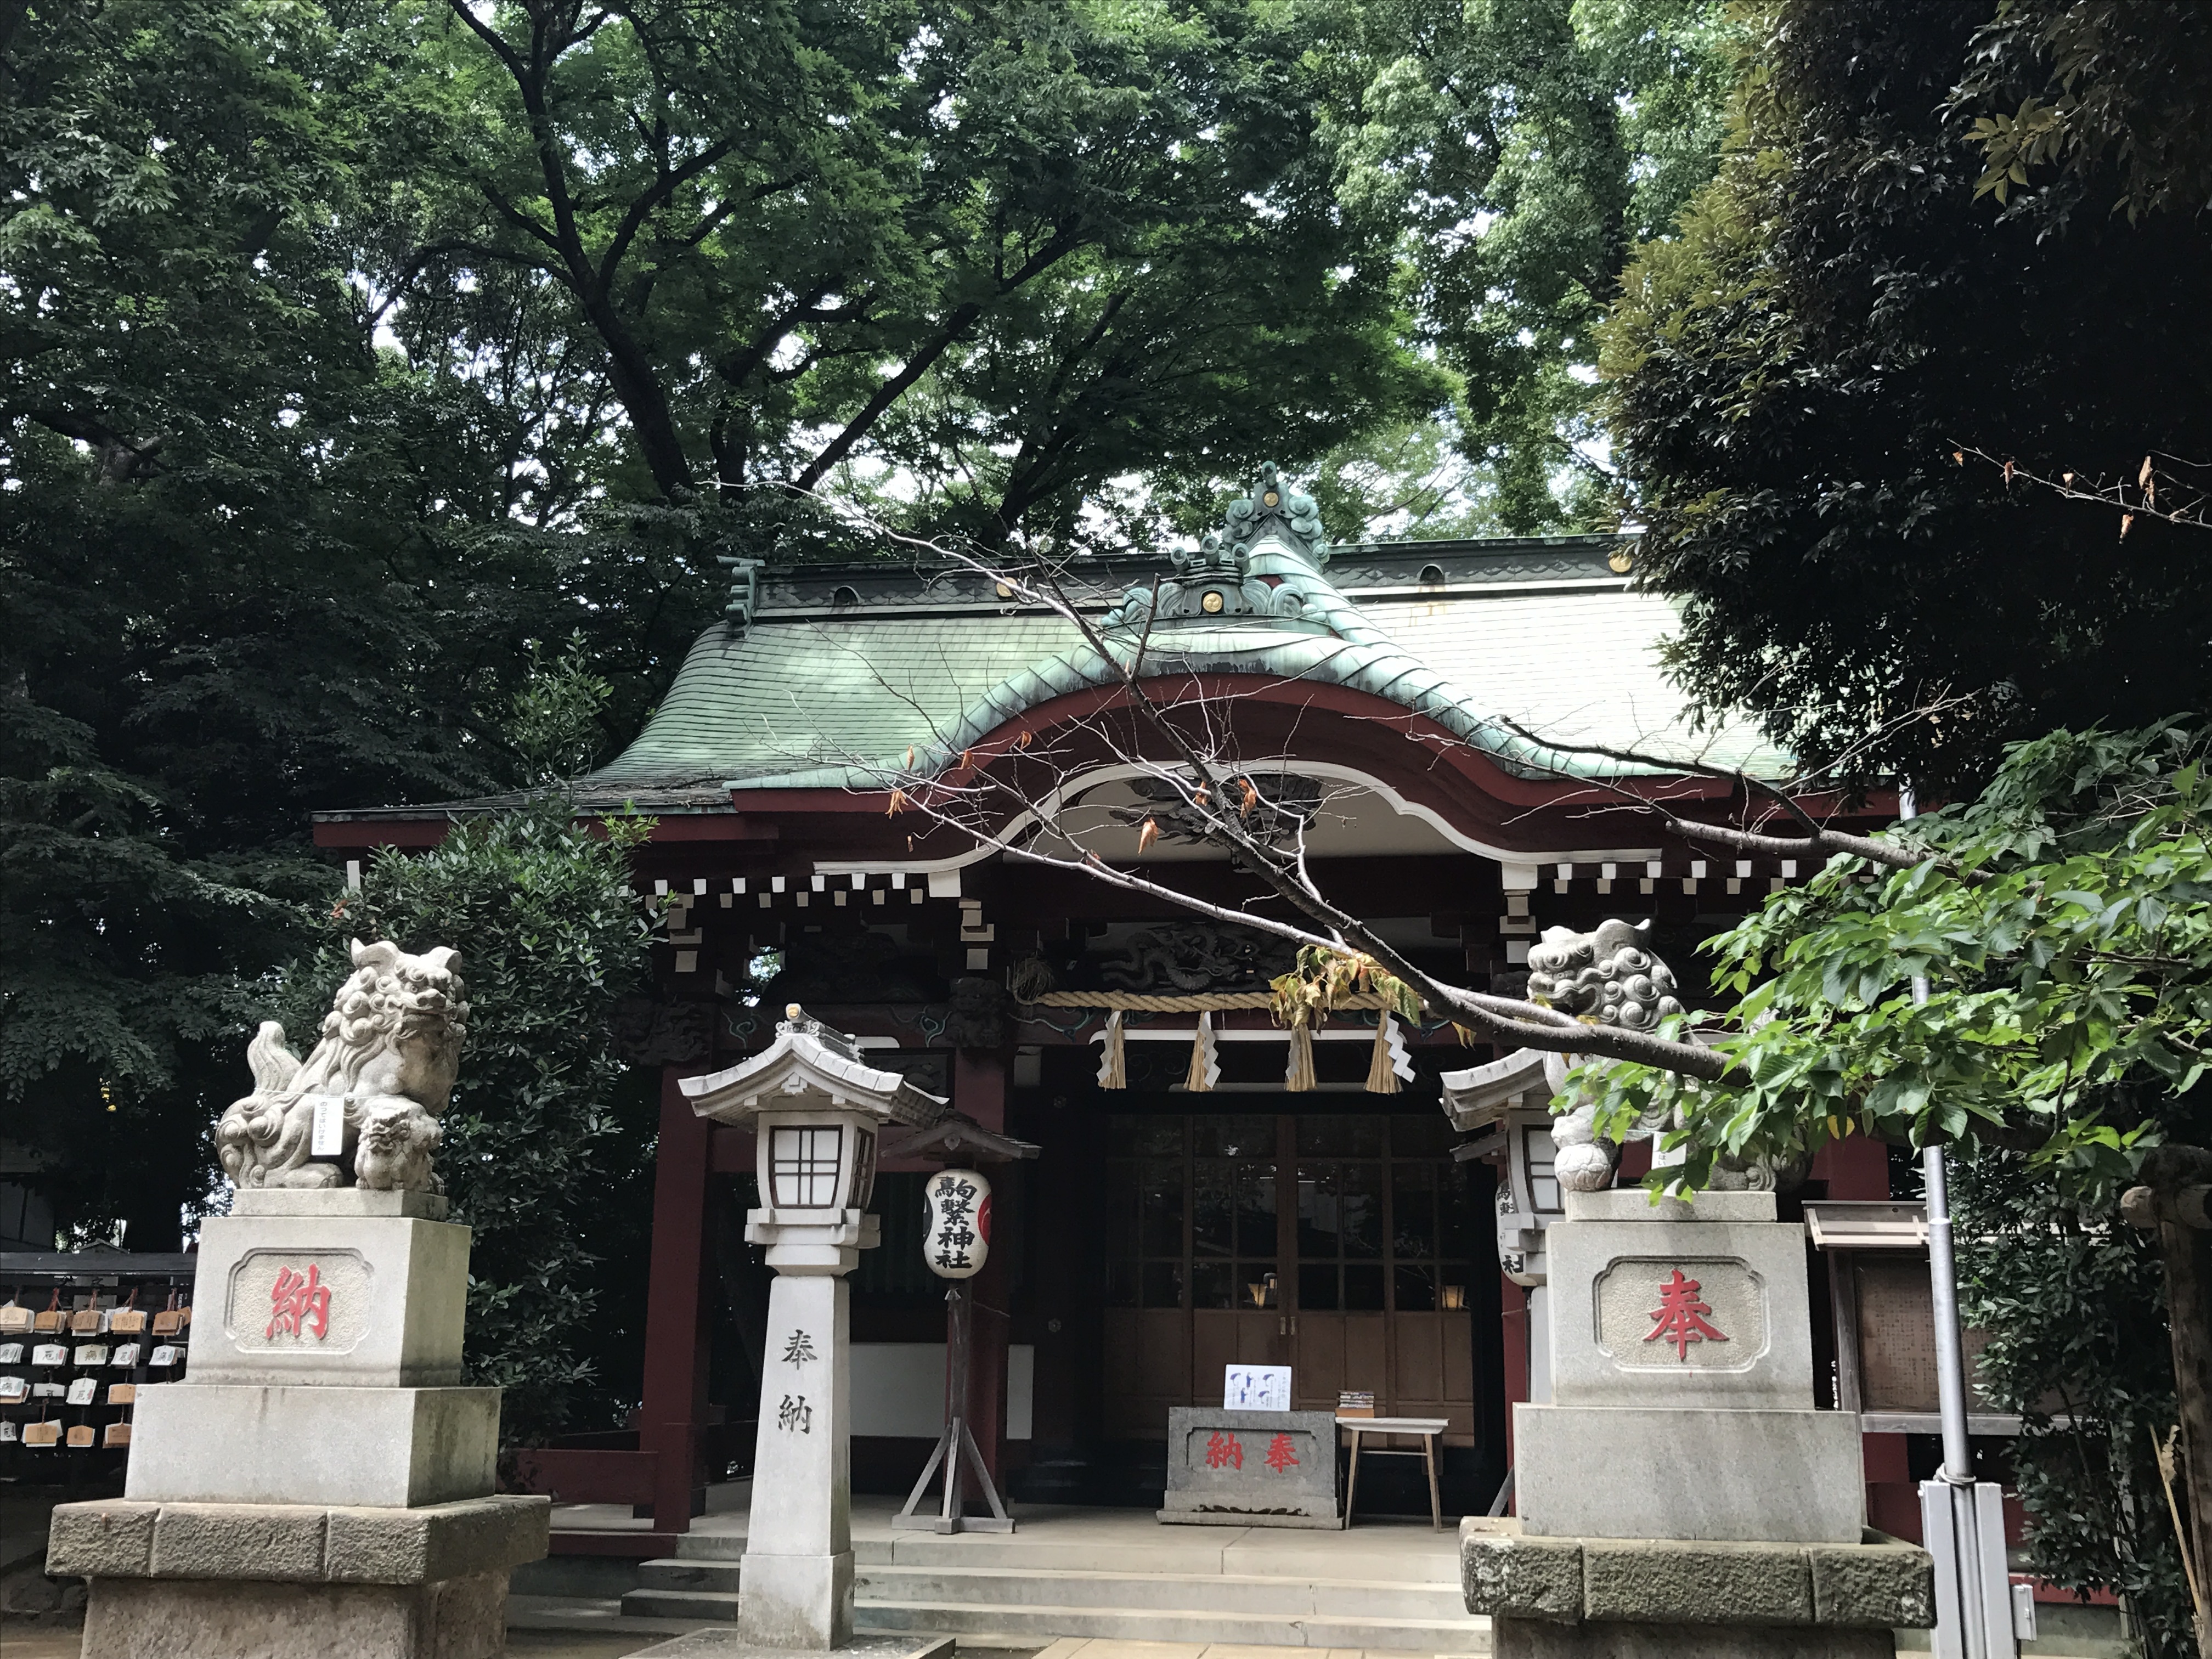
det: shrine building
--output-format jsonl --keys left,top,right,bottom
{"left": 311, "top": 468, "right": 1897, "bottom": 1551}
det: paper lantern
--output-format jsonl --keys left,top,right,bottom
{"left": 923, "top": 1169, "right": 992, "bottom": 1280}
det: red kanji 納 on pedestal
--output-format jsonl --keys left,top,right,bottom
{"left": 266, "top": 1265, "right": 332, "bottom": 1341}
{"left": 1204, "top": 1430, "right": 1243, "bottom": 1470}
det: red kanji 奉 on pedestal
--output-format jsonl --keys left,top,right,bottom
{"left": 1643, "top": 1267, "right": 1728, "bottom": 1361}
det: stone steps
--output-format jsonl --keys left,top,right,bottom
{"left": 621, "top": 1584, "right": 1486, "bottom": 1651}
{"left": 860, "top": 1597, "right": 1489, "bottom": 1651}
{"left": 620, "top": 1558, "right": 1486, "bottom": 1650}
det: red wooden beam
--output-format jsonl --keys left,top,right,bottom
{"left": 508, "top": 1448, "right": 659, "bottom": 1507}
{"left": 952, "top": 1051, "right": 1010, "bottom": 1491}
{"left": 548, "top": 1530, "right": 686, "bottom": 1558}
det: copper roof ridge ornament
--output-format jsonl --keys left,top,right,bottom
{"left": 1099, "top": 465, "right": 1331, "bottom": 634}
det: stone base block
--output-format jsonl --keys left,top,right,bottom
{"left": 1513, "top": 1403, "right": 1866, "bottom": 1542}
{"left": 737, "top": 1550, "right": 855, "bottom": 1649}
{"left": 1461, "top": 1518, "right": 1934, "bottom": 1633}
{"left": 126, "top": 1385, "right": 499, "bottom": 1508}
{"left": 232, "top": 1190, "right": 450, "bottom": 1221}
{"left": 81, "top": 1567, "right": 507, "bottom": 1659}
{"left": 1494, "top": 1616, "right": 1892, "bottom": 1658}
{"left": 48, "top": 1494, "right": 549, "bottom": 1585}
{"left": 1562, "top": 1190, "right": 1778, "bottom": 1223}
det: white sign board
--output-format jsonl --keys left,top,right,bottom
{"left": 311, "top": 1095, "right": 346, "bottom": 1157}
{"left": 1223, "top": 1363, "right": 1291, "bottom": 1412}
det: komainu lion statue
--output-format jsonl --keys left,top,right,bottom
{"left": 1525, "top": 918, "right": 1685, "bottom": 1194}
{"left": 217, "top": 939, "right": 467, "bottom": 1193}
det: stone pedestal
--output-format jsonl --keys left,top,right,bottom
{"left": 738, "top": 1275, "right": 855, "bottom": 1649}
{"left": 1517, "top": 1189, "right": 1865, "bottom": 1543}
{"left": 182, "top": 1192, "right": 470, "bottom": 1388}
{"left": 1465, "top": 1188, "right": 1933, "bottom": 1650}
{"left": 49, "top": 1192, "right": 549, "bottom": 1658}
{"left": 49, "top": 1495, "right": 548, "bottom": 1659}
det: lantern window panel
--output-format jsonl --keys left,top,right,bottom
{"left": 770, "top": 1124, "right": 844, "bottom": 1207}
{"left": 850, "top": 1125, "right": 877, "bottom": 1211}
{"left": 1523, "top": 1127, "right": 1562, "bottom": 1214}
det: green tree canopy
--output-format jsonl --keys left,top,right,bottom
{"left": 1308, "top": 0, "right": 1739, "bottom": 532}
{"left": 1599, "top": 0, "right": 2212, "bottom": 789}
{"left": 373, "top": 0, "right": 1444, "bottom": 537}
{"left": 0, "top": 0, "right": 566, "bottom": 1245}
{"left": 1955, "top": 0, "right": 2212, "bottom": 223}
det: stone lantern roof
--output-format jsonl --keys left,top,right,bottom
{"left": 680, "top": 1004, "right": 952, "bottom": 1128}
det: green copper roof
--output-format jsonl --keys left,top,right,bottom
{"left": 586, "top": 477, "right": 1790, "bottom": 796}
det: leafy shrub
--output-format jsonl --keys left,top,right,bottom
{"left": 272, "top": 798, "right": 661, "bottom": 1441}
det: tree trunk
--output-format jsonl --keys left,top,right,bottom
{"left": 2126, "top": 1146, "right": 2212, "bottom": 1657}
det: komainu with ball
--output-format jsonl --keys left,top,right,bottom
{"left": 1525, "top": 918, "right": 1686, "bottom": 1193}
{"left": 217, "top": 939, "right": 467, "bottom": 1192}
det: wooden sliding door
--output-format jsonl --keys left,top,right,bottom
{"left": 1101, "top": 1111, "right": 1476, "bottom": 1444}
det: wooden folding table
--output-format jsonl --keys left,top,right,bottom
{"left": 1337, "top": 1414, "right": 1449, "bottom": 1531}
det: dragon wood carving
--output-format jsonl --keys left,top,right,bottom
{"left": 1094, "top": 922, "right": 1294, "bottom": 992}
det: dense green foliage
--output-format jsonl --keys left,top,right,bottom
{"left": 0, "top": 0, "right": 551, "bottom": 1246}
{"left": 1955, "top": 0, "right": 2212, "bottom": 223}
{"left": 1601, "top": 0, "right": 2212, "bottom": 788}
{"left": 1589, "top": 724, "right": 2212, "bottom": 1192}
{"left": 275, "top": 802, "right": 662, "bottom": 1441}
{"left": 1954, "top": 1153, "right": 2193, "bottom": 1656}
{"left": 370, "top": 0, "right": 1447, "bottom": 537}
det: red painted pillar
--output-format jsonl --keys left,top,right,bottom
{"left": 1810, "top": 1134, "right": 1891, "bottom": 1199}
{"left": 640, "top": 1066, "right": 714, "bottom": 1533}
{"left": 1499, "top": 1274, "right": 1529, "bottom": 1491}
{"left": 954, "top": 1050, "right": 1009, "bottom": 1492}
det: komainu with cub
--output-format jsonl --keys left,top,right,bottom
{"left": 217, "top": 939, "right": 467, "bottom": 1193}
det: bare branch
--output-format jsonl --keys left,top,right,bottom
{"left": 1951, "top": 443, "right": 2212, "bottom": 534}
{"left": 1482, "top": 716, "right": 1937, "bottom": 872}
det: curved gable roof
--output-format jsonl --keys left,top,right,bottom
{"left": 585, "top": 474, "right": 1788, "bottom": 797}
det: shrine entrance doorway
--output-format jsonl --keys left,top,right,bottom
{"left": 1100, "top": 1111, "right": 1480, "bottom": 1446}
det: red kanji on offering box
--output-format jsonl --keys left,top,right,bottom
{"left": 1264, "top": 1432, "right": 1299, "bottom": 1472}
{"left": 1204, "top": 1430, "right": 1243, "bottom": 1470}
{"left": 1643, "top": 1267, "right": 1727, "bottom": 1361}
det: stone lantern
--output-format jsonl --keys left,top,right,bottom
{"left": 681, "top": 1005, "right": 950, "bottom": 1650}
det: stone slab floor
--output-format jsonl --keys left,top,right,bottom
{"left": 0, "top": 1630, "right": 1471, "bottom": 1659}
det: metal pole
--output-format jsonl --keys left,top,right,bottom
{"left": 947, "top": 1284, "right": 971, "bottom": 1522}
{"left": 1899, "top": 788, "right": 1977, "bottom": 1485}
{"left": 1900, "top": 788, "right": 2016, "bottom": 1659}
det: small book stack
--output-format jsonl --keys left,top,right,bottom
{"left": 1337, "top": 1390, "right": 1375, "bottom": 1419}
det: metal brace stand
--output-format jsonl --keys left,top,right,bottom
{"left": 893, "top": 1284, "right": 1014, "bottom": 1533}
